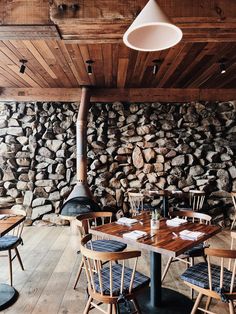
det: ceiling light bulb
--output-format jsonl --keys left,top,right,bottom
{"left": 219, "top": 58, "right": 227, "bottom": 75}
{"left": 86, "top": 60, "right": 94, "bottom": 76}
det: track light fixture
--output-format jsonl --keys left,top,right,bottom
{"left": 152, "top": 59, "right": 162, "bottom": 75}
{"left": 86, "top": 60, "right": 94, "bottom": 75}
{"left": 19, "top": 59, "right": 28, "bottom": 74}
{"left": 219, "top": 58, "right": 227, "bottom": 74}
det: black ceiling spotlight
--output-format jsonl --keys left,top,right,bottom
{"left": 19, "top": 59, "right": 28, "bottom": 74}
{"left": 86, "top": 60, "right": 94, "bottom": 75}
{"left": 152, "top": 59, "right": 162, "bottom": 75}
{"left": 219, "top": 58, "right": 227, "bottom": 74}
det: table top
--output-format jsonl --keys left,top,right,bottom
{"left": 0, "top": 215, "right": 25, "bottom": 237}
{"left": 89, "top": 213, "right": 221, "bottom": 257}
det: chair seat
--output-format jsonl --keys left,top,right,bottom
{"left": 0, "top": 235, "right": 22, "bottom": 251}
{"left": 94, "top": 264, "right": 150, "bottom": 296}
{"left": 86, "top": 239, "right": 127, "bottom": 252}
{"left": 181, "top": 262, "right": 236, "bottom": 292}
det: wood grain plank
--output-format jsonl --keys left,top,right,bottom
{"left": 159, "top": 43, "right": 193, "bottom": 88}
{"left": 2, "top": 40, "right": 50, "bottom": 88}
{"left": 1, "top": 87, "right": 236, "bottom": 102}
{"left": 151, "top": 43, "right": 185, "bottom": 88}
{"left": 88, "top": 44, "right": 105, "bottom": 87}
{"left": 3, "top": 0, "right": 51, "bottom": 24}
{"left": 46, "top": 40, "right": 76, "bottom": 87}
{"left": 22, "top": 40, "right": 57, "bottom": 79}
{"left": 117, "top": 58, "right": 129, "bottom": 88}
{"left": 57, "top": 42, "right": 84, "bottom": 86}
{"left": 78, "top": 44, "right": 95, "bottom": 86}
{"left": 102, "top": 43, "right": 113, "bottom": 87}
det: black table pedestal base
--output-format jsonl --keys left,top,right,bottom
{"left": 135, "top": 287, "right": 193, "bottom": 314}
{"left": 118, "top": 287, "right": 193, "bottom": 313}
{"left": 0, "top": 283, "right": 18, "bottom": 310}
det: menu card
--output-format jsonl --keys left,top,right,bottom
{"left": 116, "top": 217, "right": 138, "bottom": 226}
{"left": 166, "top": 217, "right": 187, "bottom": 227}
{"left": 123, "top": 230, "right": 147, "bottom": 240}
{"left": 179, "top": 230, "right": 204, "bottom": 240}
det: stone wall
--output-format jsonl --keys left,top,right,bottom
{"left": 0, "top": 102, "right": 77, "bottom": 220}
{"left": 88, "top": 101, "right": 236, "bottom": 224}
{"left": 0, "top": 101, "right": 235, "bottom": 224}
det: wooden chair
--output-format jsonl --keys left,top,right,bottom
{"left": 73, "top": 212, "right": 127, "bottom": 289}
{"left": 230, "top": 192, "right": 236, "bottom": 230}
{"left": 189, "top": 190, "right": 206, "bottom": 212}
{"left": 81, "top": 234, "right": 150, "bottom": 314}
{"left": 128, "top": 192, "right": 144, "bottom": 216}
{"left": 181, "top": 244, "right": 236, "bottom": 314}
{"left": 0, "top": 208, "right": 26, "bottom": 286}
{"left": 162, "top": 210, "right": 212, "bottom": 285}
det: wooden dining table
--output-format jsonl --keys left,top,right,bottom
{"left": 90, "top": 213, "right": 221, "bottom": 313}
{"left": 0, "top": 214, "right": 25, "bottom": 310}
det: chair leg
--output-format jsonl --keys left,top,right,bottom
{"left": 132, "top": 297, "right": 142, "bottom": 314}
{"left": 229, "top": 300, "right": 234, "bottom": 314}
{"left": 15, "top": 247, "right": 24, "bottom": 270}
{"left": 190, "top": 258, "right": 194, "bottom": 299}
{"left": 8, "top": 250, "right": 13, "bottom": 286}
{"left": 162, "top": 257, "right": 173, "bottom": 282}
{"left": 204, "top": 297, "right": 212, "bottom": 313}
{"left": 114, "top": 303, "right": 120, "bottom": 314}
{"left": 83, "top": 295, "right": 92, "bottom": 314}
{"left": 107, "top": 304, "right": 112, "bottom": 314}
{"left": 191, "top": 292, "right": 203, "bottom": 314}
{"left": 231, "top": 218, "right": 236, "bottom": 230}
{"left": 74, "top": 259, "right": 84, "bottom": 289}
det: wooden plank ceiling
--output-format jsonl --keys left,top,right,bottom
{"left": 0, "top": 0, "right": 235, "bottom": 101}
{"left": 0, "top": 40, "right": 235, "bottom": 89}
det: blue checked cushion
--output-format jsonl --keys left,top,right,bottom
{"left": 181, "top": 262, "right": 236, "bottom": 292}
{"left": 86, "top": 240, "right": 127, "bottom": 252}
{"left": 184, "top": 243, "right": 205, "bottom": 257}
{"left": 0, "top": 235, "right": 22, "bottom": 251}
{"left": 94, "top": 264, "right": 150, "bottom": 295}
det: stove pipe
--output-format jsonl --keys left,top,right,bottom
{"left": 60, "top": 87, "right": 101, "bottom": 217}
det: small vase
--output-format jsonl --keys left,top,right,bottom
{"left": 151, "top": 219, "right": 160, "bottom": 230}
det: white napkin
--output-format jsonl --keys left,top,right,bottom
{"left": 166, "top": 217, "right": 187, "bottom": 226}
{"left": 123, "top": 230, "right": 147, "bottom": 240}
{"left": 116, "top": 217, "right": 138, "bottom": 226}
{"left": 179, "top": 230, "right": 204, "bottom": 240}
{"left": 0, "top": 214, "right": 7, "bottom": 220}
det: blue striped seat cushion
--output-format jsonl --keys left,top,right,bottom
{"left": 86, "top": 240, "right": 127, "bottom": 252}
{"left": 94, "top": 264, "right": 150, "bottom": 295}
{"left": 181, "top": 262, "right": 235, "bottom": 292}
{"left": 0, "top": 235, "right": 22, "bottom": 251}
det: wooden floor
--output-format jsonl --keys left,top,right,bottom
{"left": 0, "top": 226, "right": 233, "bottom": 314}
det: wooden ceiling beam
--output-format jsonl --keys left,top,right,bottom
{"left": 0, "top": 87, "right": 235, "bottom": 102}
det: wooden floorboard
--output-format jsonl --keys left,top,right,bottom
{"left": 1, "top": 226, "right": 233, "bottom": 314}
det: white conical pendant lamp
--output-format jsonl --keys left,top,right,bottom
{"left": 123, "top": 0, "right": 182, "bottom": 51}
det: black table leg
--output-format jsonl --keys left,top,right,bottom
{"left": 150, "top": 251, "right": 161, "bottom": 306}
{"left": 135, "top": 251, "right": 193, "bottom": 313}
{"left": 162, "top": 196, "right": 169, "bottom": 218}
